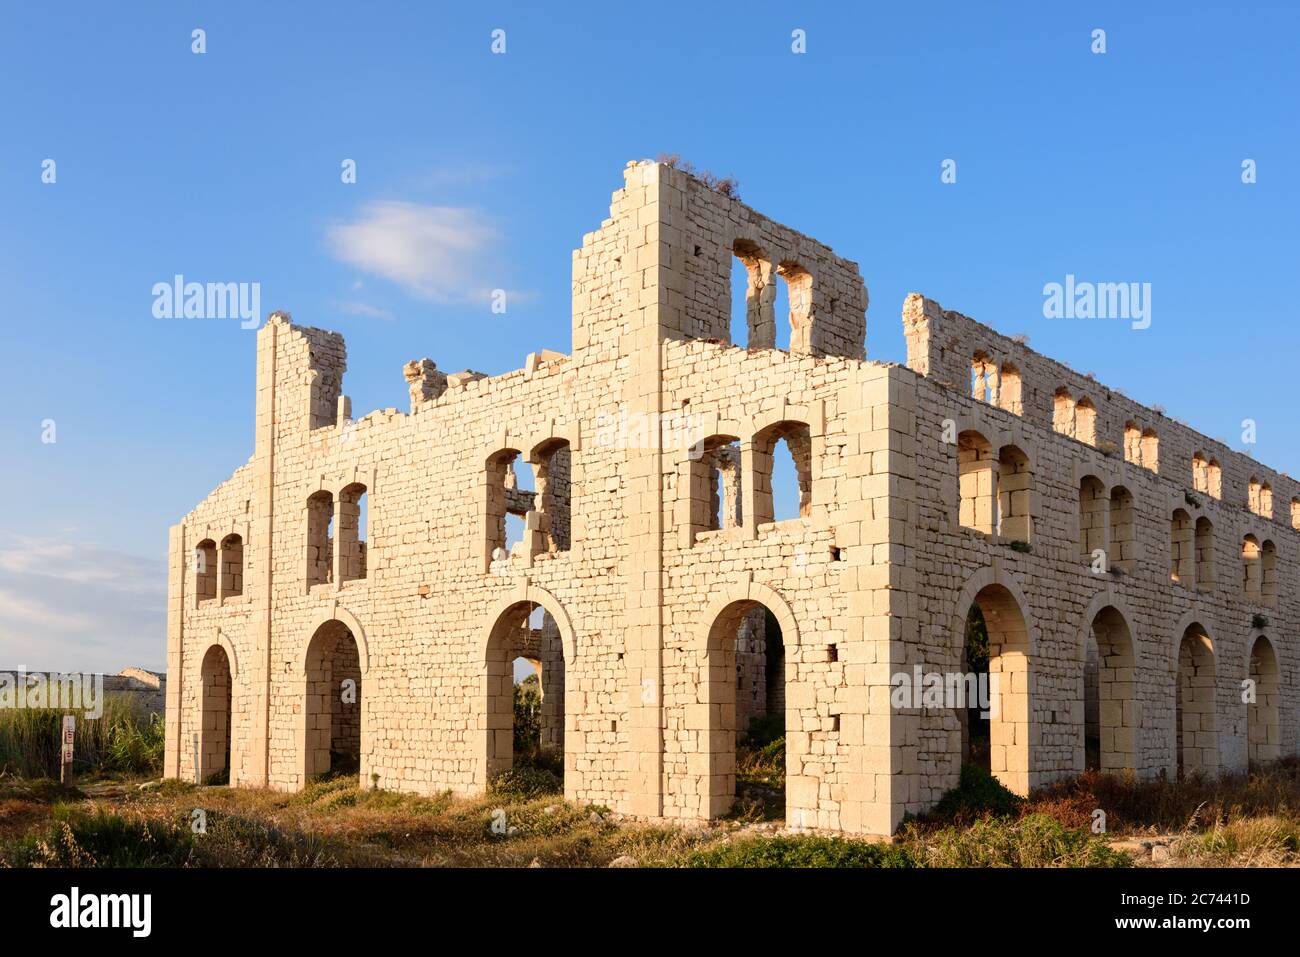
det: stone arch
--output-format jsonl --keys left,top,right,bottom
{"left": 948, "top": 565, "right": 1038, "bottom": 660}
{"left": 218, "top": 533, "right": 244, "bottom": 599}
{"left": 202, "top": 629, "right": 241, "bottom": 681}
{"left": 730, "top": 237, "right": 776, "bottom": 349}
{"left": 1074, "top": 396, "right": 1098, "bottom": 445}
{"left": 1167, "top": 608, "right": 1221, "bottom": 667}
{"left": 477, "top": 584, "right": 577, "bottom": 794}
{"left": 297, "top": 611, "right": 370, "bottom": 787}
{"left": 949, "top": 566, "right": 1037, "bottom": 795}
{"left": 1108, "top": 484, "right": 1135, "bottom": 573}
{"left": 481, "top": 583, "right": 577, "bottom": 663}
{"left": 692, "top": 580, "right": 800, "bottom": 822}
{"left": 300, "top": 605, "right": 370, "bottom": 675}
{"left": 194, "top": 538, "right": 217, "bottom": 605}
{"left": 529, "top": 436, "right": 574, "bottom": 554}
{"left": 1078, "top": 473, "right": 1108, "bottom": 562}
{"left": 753, "top": 419, "right": 813, "bottom": 524}
{"left": 776, "top": 258, "right": 814, "bottom": 354}
{"left": 695, "top": 580, "right": 801, "bottom": 652}
{"left": 957, "top": 430, "right": 996, "bottom": 535}
{"left": 996, "top": 443, "right": 1033, "bottom": 542}
{"left": 1076, "top": 593, "right": 1140, "bottom": 772}
{"left": 971, "top": 350, "right": 995, "bottom": 403}
{"left": 197, "top": 640, "right": 234, "bottom": 784}
{"left": 681, "top": 433, "right": 743, "bottom": 541}
{"left": 997, "top": 361, "right": 1023, "bottom": 414}
{"left": 483, "top": 444, "right": 528, "bottom": 571}
{"left": 1247, "top": 635, "right": 1281, "bottom": 765}
{"left": 1052, "top": 387, "right": 1076, "bottom": 437}
{"left": 1173, "top": 619, "right": 1218, "bottom": 778}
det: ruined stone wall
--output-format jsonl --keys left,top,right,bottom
{"left": 165, "top": 160, "right": 1298, "bottom": 837}
{"left": 895, "top": 294, "right": 1300, "bottom": 817}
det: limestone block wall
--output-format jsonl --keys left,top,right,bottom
{"left": 164, "top": 159, "right": 1297, "bottom": 838}
{"left": 894, "top": 294, "right": 1300, "bottom": 818}
{"left": 655, "top": 337, "right": 895, "bottom": 833}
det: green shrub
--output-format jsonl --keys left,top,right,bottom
{"left": 684, "top": 835, "right": 916, "bottom": 868}
{"left": 513, "top": 676, "right": 542, "bottom": 756}
{"left": 489, "top": 765, "right": 562, "bottom": 800}
{"left": 741, "top": 714, "right": 785, "bottom": 750}
{"left": 925, "top": 763, "right": 1024, "bottom": 823}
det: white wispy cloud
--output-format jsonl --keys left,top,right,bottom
{"left": 326, "top": 201, "right": 506, "bottom": 303}
{"left": 0, "top": 535, "right": 165, "bottom": 673}
{"left": 334, "top": 299, "right": 392, "bottom": 320}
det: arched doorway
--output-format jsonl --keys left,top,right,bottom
{"left": 199, "top": 644, "right": 232, "bottom": 784}
{"left": 303, "top": 619, "right": 363, "bottom": 781}
{"left": 483, "top": 597, "right": 570, "bottom": 788}
{"left": 960, "top": 583, "right": 1032, "bottom": 795}
{"left": 1247, "top": 636, "right": 1280, "bottom": 766}
{"left": 1082, "top": 605, "right": 1137, "bottom": 772}
{"left": 700, "top": 597, "right": 790, "bottom": 821}
{"left": 1175, "top": 623, "right": 1218, "bottom": 778}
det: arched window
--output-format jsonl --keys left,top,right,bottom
{"left": 1052, "top": 388, "right": 1075, "bottom": 438}
{"left": 1192, "top": 452, "right": 1209, "bottom": 494}
{"left": 998, "top": 362, "right": 1022, "bottom": 415}
{"left": 1195, "top": 516, "right": 1215, "bottom": 593}
{"left": 1075, "top": 397, "right": 1097, "bottom": 446}
{"left": 1242, "top": 535, "right": 1261, "bottom": 602}
{"left": 971, "top": 352, "right": 995, "bottom": 403}
{"left": 1261, "top": 540, "right": 1277, "bottom": 607}
{"left": 1206, "top": 459, "right": 1222, "bottom": 499}
{"left": 486, "top": 448, "right": 530, "bottom": 569}
{"left": 1078, "top": 476, "right": 1107, "bottom": 562}
{"left": 685, "top": 435, "right": 742, "bottom": 542}
{"left": 1123, "top": 421, "right": 1141, "bottom": 465}
{"left": 730, "top": 239, "right": 774, "bottom": 349}
{"left": 1170, "top": 509, "right": 1193, "bottom": 585}
{"left": 958, "top": 431, "right": 995, "bottom": 535}
{"left": 1140, "top": 428, "right": 1159, "bottom": 473}
{"left": 306, "top": 491, "right": 334, "bottom": 586}
{"left": 195, "top": 539, "right": 217, "bottom": 605}
{"left": 754, "top": 421, "right": 812, "bottom": 525}
{"left": 1291, "top": 498, "right": 1300, "bottom": 531}
{"left": 996, "top": 445, "right": 1032, "bottom": 542}
{"left": 1260, "top": 482, "right": 1273, "bottom": 519}
{"left": 533, "top": 439, "right": 572, "bottom": 554}
{"left": 1248, "top": 477, "right": 1263, "bottom": 515}
{"left": 777, "top": 260, "right": 814, "bottom": 355}
{"left": 219, "top": 533, "right": 243, "bottom": 599}
{"left": 337, "top": 483, "right": 367, "bottom": 583}
{"left": 1109, "top": 486, "right": 1134, "bottom": 574}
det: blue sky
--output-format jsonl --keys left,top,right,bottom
{"left": 1, "top": 2, "right": 1296, "bottom": 671}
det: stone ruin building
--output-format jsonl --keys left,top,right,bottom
{"left": 165, "top": 160, "right": 1298, "bottom": 836}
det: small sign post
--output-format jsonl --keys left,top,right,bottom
{"left": 59, "top": 714, "right": 75, "bottom": 786}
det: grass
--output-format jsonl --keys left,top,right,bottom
{"left": 0, "top": 695, "right": 164, "bottom": 779}
{"left": 727, "top": 715, "right": 786, "bottom": 822}
{"left": 903, "top": 814, "right": 1132, "bottom": 868}
{"left": 683, "top": 835, "right": 916, "bottom": 868}
{"left": 1, "top": 756, "right": 1298, "bottom": 867}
